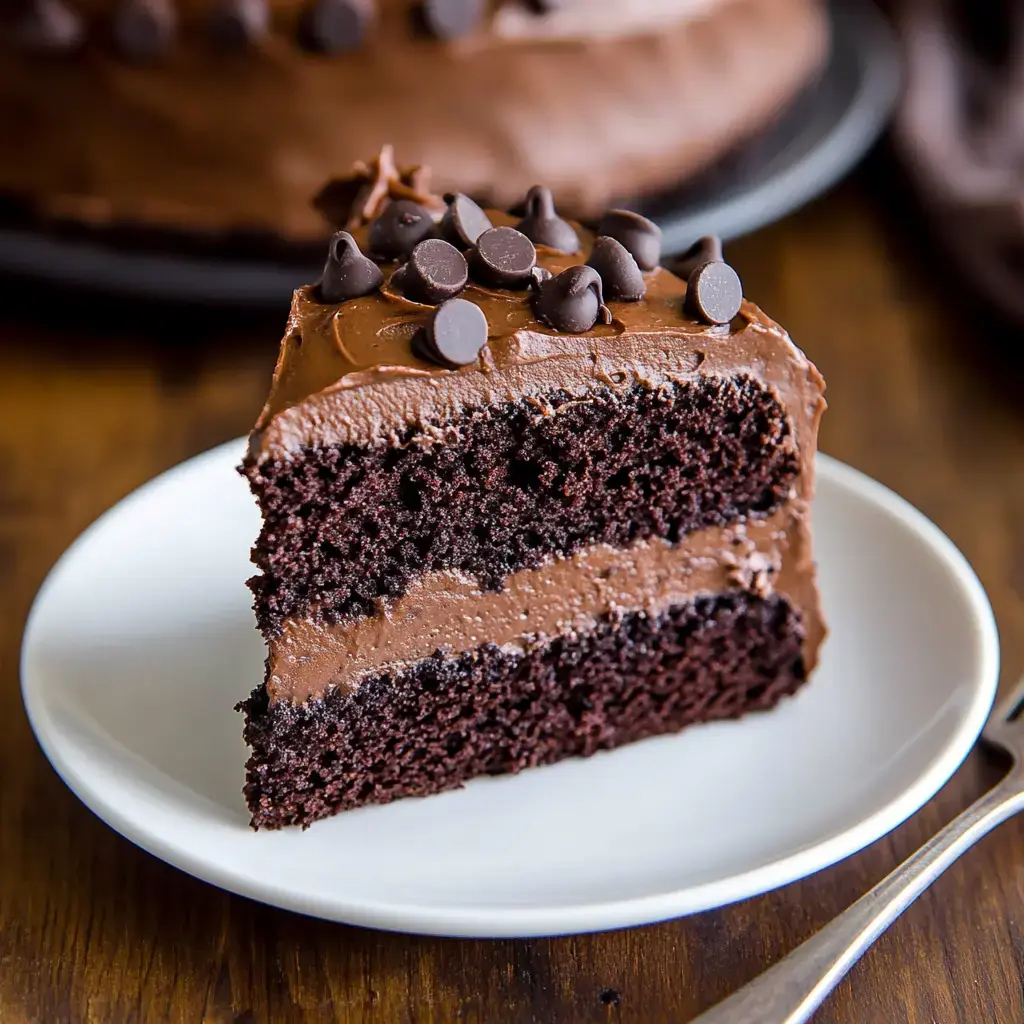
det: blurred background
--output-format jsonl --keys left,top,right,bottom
{"left": 1, "top": 0, "right": 1024, "bottom": 1019}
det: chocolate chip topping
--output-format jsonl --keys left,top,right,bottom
{"left": 586, "top": 235, "right": 645, "bottom": 302}
{"left": 471, "top": 226, "right": 537, "bottom": 288}
{"left": 416, "top": 297, "right": 489, "bottom": 368}
{"left": 368, "top": 199, "right": 436, "bottom": 261}
{"left": 671, "top": 235, "right": 724, "bottom": 282}
{"left": 515, "top": 186, "right": 580, "bottom": 254}
{"left": 209, "top": 0, "right": 268, "bottom": 48}
{"left": 533, "top": 265, "right": 612, "bottom": 334}
{"left": 12, "top": 0, "right": 84, "bottom": 51}
{"left": 318, "top": 231, "right": 384, "bottom": 303}
{"left": 403, "top": 238, "right": 468, "bottom": 304}
{"left": 684, "top": 260, "right": 743, "bottom": 325}
{"left": 596, "top": 209, "right": 662, "bottom": 271}
{"left": 299, "top": 0, "right": 373, "bottom": 54}
{"left": 112, "top": 0, "right": 175, "bottom": 61}
{"left": 388, "top": 264, "right": 408, "bottom": 293}
{"left": 440, "top": 193, "right": 493, "bottom": 249}
{"left": 419, "top": 0, "right": 482, "bottom": 39}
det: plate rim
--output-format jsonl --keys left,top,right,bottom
{"left": 20, "top": 448, "right": 1000, "bottom": 938}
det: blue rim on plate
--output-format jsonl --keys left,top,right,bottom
{"left": 0, "top": 1, "right": 899, "bottom": 306}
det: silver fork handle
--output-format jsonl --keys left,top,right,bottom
{"left": 692, "top": 774, "right": 1024, "bottom": 1024}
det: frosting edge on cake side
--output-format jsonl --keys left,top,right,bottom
{"left": 264, "top": 503, "right": 824, "bottom": 704}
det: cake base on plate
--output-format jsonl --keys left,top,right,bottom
{"left": 240, "top": 592, "right": 807, "bottom": 829}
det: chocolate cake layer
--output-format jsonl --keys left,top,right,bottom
{"left": 248, "top": 373, "right": 800, "bottom": 633}
{"left": 266, "top": 505, "right": 823, "bottom": 704}
{"left": 239, "top": 590, "right": 807, "bottom": 829}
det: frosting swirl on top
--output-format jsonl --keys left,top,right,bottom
{"left": 251, "top": 208, "right": 826, "bottom": 482}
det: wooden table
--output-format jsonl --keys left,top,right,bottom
{"left": 2, "top": 163, "right": 1023, "bottom": 1023}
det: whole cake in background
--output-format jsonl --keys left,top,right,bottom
{"left": 238, "top": 155, "right": 827, "bottom": 829}
{"left": 0, "top": 0, "right": 828, "bottom": 247}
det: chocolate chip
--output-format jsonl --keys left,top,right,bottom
{"left": 368, "top": 199, "right": 436, "bottom": 261}
{"left": 526, "top": 0, "right": 562, "bottom": 10}
{"left": 388, "top": 264, "right": 408, "bottom": 293}
{"left": 318, "top": 231, "right": 384, "bottom": 303}
{"left": 596, "top": 209, "right": 662, "bottom": 271}
{"left": 530, "top": 266, "right": 552, "bottom": 286}
{"left": 586, "top": 236, "right": 645, "bottom": 301}
{"left": 299, "top": 0, "right": 373, "bottom": 53}
{"left": 684, "top": 261, "right": 742, "bottom": 325}
{"left": 208, "top": 0, "right": 268, "bottom": 47}
{"left": 516, "top": 186, "right": 580, "bottom": 253}
{"left": 418, "top": 0, "right": 482, "bottom": 39}
{"left": 418, "top": 297, "right": 488, "bottom": 367}
{"left": 112, "top": 0, "right": 175, "bottom": 60}
{"left": 440, "top": 193, "right": 493, "bottom": 249}
{"left": 470, "top": 226, "right": 536, "bottom": 288}
{"left": 533, "top": 265, "right": 611, "bottom": 333}
{"left": 671, "top": 235, "right": 723, "bottom": 282}
{"left": 12, "top": 0, "right": 84, "bottom": 50}
{"left": 402, "top": 238, "right": 468, "bottom": 304}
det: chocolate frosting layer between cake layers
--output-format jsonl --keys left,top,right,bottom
{"left": 266, "top": 502, "right": 824, "bottom": 704}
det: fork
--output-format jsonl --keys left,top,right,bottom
{"left": 692, "top": 674, "right": 1024, "bottom": 1024}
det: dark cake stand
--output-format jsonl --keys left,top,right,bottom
{"left": 0, "top": 1, "right": 898, "bottom": 307}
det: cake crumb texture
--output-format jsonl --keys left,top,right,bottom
{"left": 239, "top": 591, "right": 807, "bottom": 829}
{"left": 247, "top": 375, "right": 800, "bottom": 634}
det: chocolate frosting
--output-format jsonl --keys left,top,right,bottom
{"left": 251, "top": 203, "right": 827, "bottom": 706}
{"left": 0, "top": 0, "right": 828, "bottom": 240}
{"left": 250, "top": 211, "right": 825, "bottom": 472}
{"left": 267, "top": 506, "right": 825, "bottom": 703}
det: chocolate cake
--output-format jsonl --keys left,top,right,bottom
{"left": 0, "top": 0, "right": 828, "bottom": 244}
{"left": 239, "top": 172, "right": 827, "bottom": 829}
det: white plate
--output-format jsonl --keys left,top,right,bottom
{"left": 21, "top": 444, "right": 998, "bottom": 938}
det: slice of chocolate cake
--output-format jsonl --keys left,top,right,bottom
{"left": 238, "top": 178, "right": 827, "bottom": 830}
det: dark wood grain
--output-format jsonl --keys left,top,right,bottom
{"left": 1, "top": 166, "right": 1023, "bottom": 1024}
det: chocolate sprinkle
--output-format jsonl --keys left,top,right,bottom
{"left": 440, "top": 193, "right": 493, "bottom": 249}
{"left": 596, "top": 209, "right": 662, "bottom": 271}
{"left": 318, "top": 231, "right": 384, "bottom": 303}
{"left": 533, "top": 265, "right": 612, "bottom": 333}
{"left": 471, "top": 226, "right": 537, "bottom": 288}
{"left": 671, "top": 236, "right": 724, "bottom": 282}
{"left": 403, "top": 238, "right": 468, "bottom": 304}
{"left": 112, "top": 0, "right": 176, "bottom": 61}
{"left": 684, "top": 261, "right": 743, "bottom": 325}
{"left": 12, "top": 0, "right": 84, "bottom": 50}
{"left": 418, "top": 297, "right": 489, "bottom": 367}
{"left": 299, "top": 0, "right": 373, "bottom": 54}
{"left": 586, "top": 236, "right": 645, "bottom": 302}
{"left": 209, "top": 0, "right": 268, "bottom": 48}
{"left": 368, "top": 199, "right": 436, "bottom": 261}
{"left": 516, "top": 186, "right": 580, "bottom": 253}
{"left": 419, "top": 0, "right": 482, "bottom": 39}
